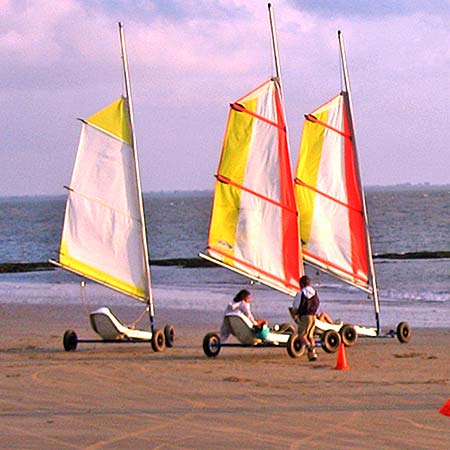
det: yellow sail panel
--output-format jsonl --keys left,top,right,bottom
{"left": 205, "top": 79, "right": 301, "bottom": 295}
{"left": 59, "top": 109, "right": 149, "bottom": 303}
{"left": 59, "top": 241, "right": 147, "bottom": 300}
{"left": 295, "top": 108, "right": 328, "bottom": 244}
{"left": 87, "top": 97, "right": 132, "bottom": 145}
{"left": 208, "top": 97, "right": 257, "bottom": 258}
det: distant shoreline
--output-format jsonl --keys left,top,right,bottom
{"left": 0, "top": 184, "right": 449, "bottom": 200}
{"left": 1, "top": 251, "right": 449, "bottom": 274}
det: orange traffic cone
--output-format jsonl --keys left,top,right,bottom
{"left": 439, "top": 399, "right": 450, "bottom": 417}
{"left": 334, "top": 343, "right": 350, "bottom": 370}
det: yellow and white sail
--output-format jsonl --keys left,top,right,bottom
{"left": 201, "top": 79, "right": 302, "bottom": 296}
{"left": 57, "top": 97, "right": 151, "bottom": 302}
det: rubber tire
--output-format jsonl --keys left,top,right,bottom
{"left": 340, "top": 324, "right": 358, "bottom": 347}
{"left": 203, "top": 332, "right": 221, "bottom": 358}
{"left": 164, "top": 324, "right": 175, "bottom": 348}
{"left": 396, "top": 321, "right": 412, "bottom": 343}
{"left": 287, "top": 334, "right": 305, "bottom": 358}
{"left": 151, "top": 328, "right": 166, "bottom": 352}
{"left": 63, "top": 329, "right": 78, "bottom": 352}
{"left": 321, "top": 330, "right": 341, "bottom": 353}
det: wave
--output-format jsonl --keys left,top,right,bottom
{"left": 374, "top": 251, "right": 450, "bottom": 260}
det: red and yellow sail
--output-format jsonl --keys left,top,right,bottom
{"left": 295, "top": 93, "right": 371, "bottom": 292}
{"left": 202, "top": 79, "right": 302, "bottom": 296}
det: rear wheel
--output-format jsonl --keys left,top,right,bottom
{"left": 151, "top": 329, "right": 166, "bottom": 352}
{"left": 164, "top": 324, "right": 175, "bottom": 348}
{"left": 340, "top": 324, "right": 358, "bottom": 347}
{"left": 322, "top": 330, "right": 341, "bottom": 353}
{"left": 287, "top": 334, "right": 305, "bottom": 358}
{"left": 63, "top": 330, "right": 78, "bottom": 352}
{"left": 396, "top": 321, "right": 411, "bottom": 343}
{"left": 203, "top": 332, "right": 221, "bottom": 357}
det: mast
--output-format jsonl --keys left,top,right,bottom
{"left": 338, "top": 30, "right": 380, "bottom": 334}
{"left": 118, "top": 22, "right": 155, "bottom": 331}
{"left": 268, "top": 3, "right": 282, "bottom": 89}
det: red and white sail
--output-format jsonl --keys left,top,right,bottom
{"left": 295, "top": 93, "right": 371, "bottom": 292}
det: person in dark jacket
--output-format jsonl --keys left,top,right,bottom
{"left": 291, "top": 275, "right": 320, "bottom": 360}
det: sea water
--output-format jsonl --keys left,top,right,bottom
{"left": 0, "top": 189, "right": 449, "bottom": 328}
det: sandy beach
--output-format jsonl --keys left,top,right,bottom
{"left": 1, "top": 303, "right": 449, "bottom": 449}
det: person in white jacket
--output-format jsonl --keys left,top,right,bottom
{"left": 220, "top": 289, "right": 267, "bottom": 342}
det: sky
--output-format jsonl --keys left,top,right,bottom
{"left": 1, "top": 0, "right": 449, "bottom": 196}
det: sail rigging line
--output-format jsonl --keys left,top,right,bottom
{"left": 294, "top": 178, "right": 364, "bottom": 214}
{"left": 216, "top": 174, "right": 297, "bottom": 215}
{"left": 118, "top": 22, "right": 155, "bottom": 331}
{"left": 127, "top": 304, "right": 150, "bottom": 329}
{"left": 79, "top": 280, "right": 92, "bottom": 317}
{"left": 338, "top": 30, "right": 380, "bottom": 333}
{"left": 305, "top": 113, "right": 351, "bottom": 139}
{"left": 206, "top": 245, "right": 299, "bottom": 292}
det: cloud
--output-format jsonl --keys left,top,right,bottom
{"left": 0, "top": 0, "right": 449, "bottom": 196}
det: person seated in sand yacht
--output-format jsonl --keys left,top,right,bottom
{"left": 219, "top": 289, "right": 268, "bottom": 343}
{"left": 316, "top": 311, "right": 334, "bottom": 324}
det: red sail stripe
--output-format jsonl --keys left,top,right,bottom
{"left": 305, "top": 113, "right": 351, "bottom": 139}
{"left": 295, "top": 178, "right": 363, "bottom": 214}
{"left": 342, "top": 95, "right": 369, "bottom": 281}
{"left": 273, "top": 84, "right": 301, "bottom": 284}
{"left": 231, "top": 102, "right": 284, "bottom": 130}
{"left": 216, "top": 174, "right": 297, "bottom": 215}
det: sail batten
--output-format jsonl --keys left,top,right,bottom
{"left": 295, "top": 177, "right": 363, "bottom": 213}
{"left": 230, "top": 102, "right": 285, "bottom": 129}
{"left": 64, "top": 187, "right": 144, "bottom": 223}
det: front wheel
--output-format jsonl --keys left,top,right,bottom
{"left": 164, "top": 324, "right": 175, "bottom": 348}
{"left": 63, "top": 329, "right": 78, "bottom": 352}
{"left": 340, "top": 325, "right": 358, "bottom": 347}
{"left": 151, "top": 328, "right": 166, "bottom": 352}
{"left": 322, "top": 330, "right": 341, "bottom": 353}
{"left": 203, "top": 332, "right": 221, "bottom": 357}
{"left": 396, "top": 321, "right": 411, "bottom": 343}
{"left": 287, "top": 334, "right": 305, "bottom": 358}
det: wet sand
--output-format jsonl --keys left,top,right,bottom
{"left": 1, "top": 304, "right": 449, "bottom": 449}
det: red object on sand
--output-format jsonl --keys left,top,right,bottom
{"left": 439, "top": 399, "right": 450, "bottom": 417}
{"left": 334, "top": 343, "right": 350, "bottom": 370}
